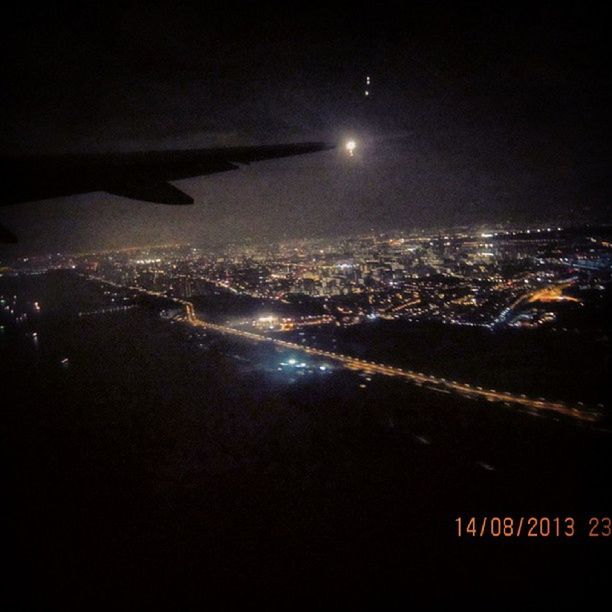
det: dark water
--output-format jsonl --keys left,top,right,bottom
{"left": 278, "top": 317, "right": 611, "bottom": 406}
{"left": 1, "top": 271, "right": 610, "bottom": 608}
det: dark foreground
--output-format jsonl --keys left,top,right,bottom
{"left": 1, "top": 272, "right": 610, "bottom": 608}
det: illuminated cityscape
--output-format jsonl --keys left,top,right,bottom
{"left": 11, "top": 224, "right": 610, "bottom": 331}
{"left": 4, "top": 223, "right": 610, "bottom": 419}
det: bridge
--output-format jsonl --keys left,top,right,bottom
{"left": 86, "top": 274, "right": 602, "bottom": 424}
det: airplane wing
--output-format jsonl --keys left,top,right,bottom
{"left": 2, "top": 142, "right": 334, "bottom": 207}
{"left": 0, "top": 141, "right": 334, "bottom": 242}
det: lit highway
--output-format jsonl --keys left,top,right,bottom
{"left": 87, "top": 275, "right": 602, "bottom": 424}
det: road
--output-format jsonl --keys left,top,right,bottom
{"left": 88, "top": 274, "right": 602, "bottom": 423}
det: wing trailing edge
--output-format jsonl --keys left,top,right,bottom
{"left": 107, "top": 181, "right": 195, "bottom": 205}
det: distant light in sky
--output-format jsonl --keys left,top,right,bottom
{"left": 345, "top": 140, "right": 356, "bottom": 156}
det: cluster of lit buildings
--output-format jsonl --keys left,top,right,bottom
{"left": 4, "top": 225, "right": 611, "bottom": 330}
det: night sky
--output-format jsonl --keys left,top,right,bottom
{"left": 2, "top": 2, "right": 610, "bottom": 254}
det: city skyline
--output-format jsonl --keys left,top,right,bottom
{"left": 5, "top": 221, "right": 609, "bottom": 410}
